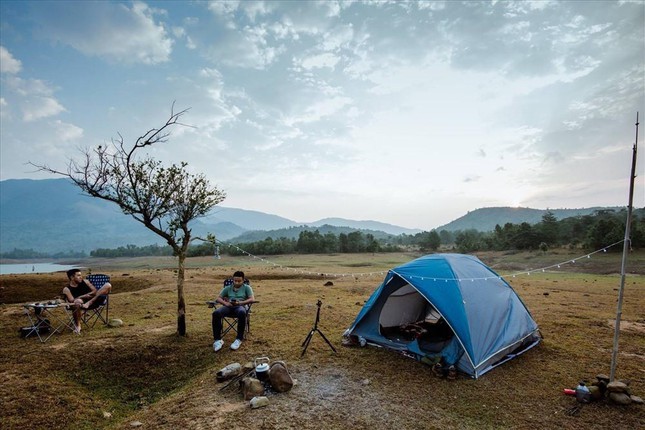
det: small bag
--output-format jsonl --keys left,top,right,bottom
{"left": 268, "top": 361, "right": 293, "bottom": 393}
{"left": 216, "top": 362, "right": 241, "bottom": 382}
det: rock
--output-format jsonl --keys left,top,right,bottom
{"left": 130, "top": 421, "right": 143, "bottom": 427}
{"left": 108, "top": 318, "right": 123, "bottom": 328}
{"left": 588, "top": 385, "right": 603, "bottom": 401}
{"left": 362, "top": 379, "right": 370, "bottom": 385}
{"left": 591, "top": 380, "right": 607, "bottom": 395}
{"left": 324, "top": 281, "right": 334, "bottom": 286}
{"left": 608, "top": 392, "right": 632, "bottom": 405}
{"left": 268, "top": 361, "right": 293, "bottom": 393}
{"left": 102, "top": 411, "right": 112, "bottom": 419}
{"left": 250, "top": 396, "right": 269, "bottom": 409}
{"left": 630, "top": 395, "right": 643, "bottom": 404}
{"left": 607, "top": 381, "right": 628, "bottom": 393}
{"left": 596, "top": 374, "right": 610, "bottom": 383}
{"left": 241, "top": 377, "right": 264, "bottom": 400}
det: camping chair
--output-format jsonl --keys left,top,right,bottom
{"left": 81, "top": 274, "right": 111, "bottom": 328}
{"left": 207, "top": 278, "right": 256, "bottom": 340}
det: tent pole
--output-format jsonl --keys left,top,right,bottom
{"left": 609, "top": 112, "right": 639, "bottom": 382}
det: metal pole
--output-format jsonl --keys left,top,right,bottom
{"left": 609, "top": 112, "right": 639, "bottom": 382}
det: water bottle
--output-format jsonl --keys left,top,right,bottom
{"left": 575, "top": 381, "right": 590, "bottom": 403}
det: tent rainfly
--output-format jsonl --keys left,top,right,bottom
{"left": 344, "top": 254, "right": 541, "bottom": 378}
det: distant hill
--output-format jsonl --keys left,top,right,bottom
{"left": 308, "top": 218, "right": 421, "bottom": 236}
{"left": 230, "top": 224, "right": 397, "bottom": 243}
{"left": 435, "top": 206, "right": 625, "bottom": 232}
{"left": 202, "top": 207, "right": 297, "bottom": 231}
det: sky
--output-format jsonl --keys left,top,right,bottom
{"left": 1, "top": 1, "right": 644, "bottom": 231}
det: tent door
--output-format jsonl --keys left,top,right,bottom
{"left": 378, "top": 283, "right": 453, "bottom": 350}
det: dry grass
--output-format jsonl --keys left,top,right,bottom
{"left": 0, "top": 251, "right": 644, "bottom": 430}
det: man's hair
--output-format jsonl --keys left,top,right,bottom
{"left": 66, "top": 268, "right": 81, "bottom": 279}
{"left": 233, "top": 270, "right": 245, "bottom": 279}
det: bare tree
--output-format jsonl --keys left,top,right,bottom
{"left": 30, "top": 106, "right": 226, "bottom": 336}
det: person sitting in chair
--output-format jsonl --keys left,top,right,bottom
{"left": 62, "top": 268, "right": 112, "bottom": 334}
{"left": 212, "top": 270, "right": 254, "bottom": 352}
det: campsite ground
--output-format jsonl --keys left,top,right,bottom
{"left": 1, "top": 250, "right": 644, "bottom": 429}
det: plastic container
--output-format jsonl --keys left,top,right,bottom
{"left": 575, "top": 382, "right": 590, "bottom": 403}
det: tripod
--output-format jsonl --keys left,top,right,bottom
{"left": 301, "top": 300, "right": 337, "bottom": 357}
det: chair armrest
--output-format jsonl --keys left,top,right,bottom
{"left": 206, "top": 300, "right": 258, "bottom": 308}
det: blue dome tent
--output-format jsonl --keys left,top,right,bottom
{"left": 345, "top": 254, "right": 541, "bottom": 378}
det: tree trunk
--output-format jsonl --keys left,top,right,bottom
{"left": 177, "top": 253, "right": 187, "bottom": 336}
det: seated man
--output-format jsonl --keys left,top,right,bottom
{"left": 212, "top": 270, "right": 255, "bottom": 352}
{"left": 62, "top": 268, "right": 112, "bottom": 334}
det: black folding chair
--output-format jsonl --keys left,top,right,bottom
{"left": 82, "top": 274, "right": 111, "bottom": 327}
{"left": 207, "top": 278, "right": 256, "bottom": 339}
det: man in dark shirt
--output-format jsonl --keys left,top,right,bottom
{"left": 62, "top": 268, "right": 112, "bottom": 334}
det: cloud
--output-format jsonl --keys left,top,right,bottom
{"left": 0, "top": 46, "right": 21, "bottom": 74}
{"left": 22, "top": 97, "right": 65, "bottom": 122}
{"left": 3, "top": 76, "right": 66, "bottom": 121}
{"left": 52, "top": 119, "right": 84, "bottom": 141}
{"left": 207, "top": 0, "right": 241, "bottom": 19}
{"left": 31, "top": 1, "right": 173, "bottom": 65}
{"left": 294, "top": 52, "right": 340, "bottom": 70}
{"left": 202, "top": 1, "right": 346, "bottom": 68}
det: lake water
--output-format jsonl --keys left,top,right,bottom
{"left": 0, "top": 263, "right": 79, "bottom": 275}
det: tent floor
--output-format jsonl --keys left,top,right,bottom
{"left": 380, "top": 320, "right": 454, "bottom": 353}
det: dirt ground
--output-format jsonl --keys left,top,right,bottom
{"left": 1, "top": 252, "right": 644, "bottom": 429}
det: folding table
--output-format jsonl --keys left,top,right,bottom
{"left": 22, "top": 302, "right": 75, "bottom": 342}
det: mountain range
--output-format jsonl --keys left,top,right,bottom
{"left": 0, "top": 178, "right": 626, "bottom": 254}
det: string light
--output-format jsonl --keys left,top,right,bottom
{"left": 214, "top": 239, "right": 624, "bottom": 281}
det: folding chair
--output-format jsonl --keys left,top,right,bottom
{"left": 82, "top": 274, "right": 111, "bottom": 328}
{"left": 207, "top": 278, "right": 256, "bottom": 340}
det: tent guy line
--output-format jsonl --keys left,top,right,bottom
{"left": 215, "top": 239, "right": 626, "bottom": 281}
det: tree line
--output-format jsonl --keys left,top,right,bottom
{"left": 3, "top": 208, "right": 643, "bottom": 260}
{"left": 448, "top": 209, "right": 644, "bottom": 253}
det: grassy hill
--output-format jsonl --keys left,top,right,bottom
{"left": 435, "top": 206, "right": 626, "bottom": 232}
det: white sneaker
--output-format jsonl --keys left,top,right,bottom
{"left": 230, "top": 339, "right": 242, "bottom": 350}
{"left": 213, "top": 340, "right": 224, "bottom": 352}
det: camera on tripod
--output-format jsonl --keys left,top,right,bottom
{"left": 300, "top": 299, "right": 337, "bottom": 357}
